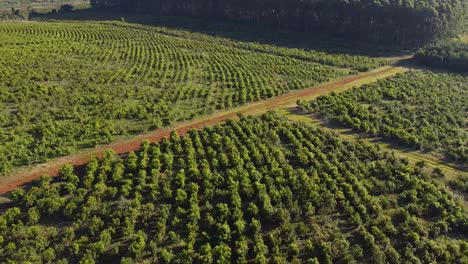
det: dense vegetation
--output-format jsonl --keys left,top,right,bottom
{"left": 415, "top": 40, "right": 468, "bottom": 72}
{"left": 464, "top": 4, "right": 468, "bottom": 33}
{"left": 0, "top": 0, "right": 84, "bottom": 9}
{"left": 0, "top": 21, "right": 386, "bottom": 175}
{"left": 449, "top": 175, "right": 468, "bottom": 196}
{"left": 0, "top": 5, "right": 28, "bottom": 19}
{"left": 90, "top": 0, "right": 466, "bottom": 47}
{"left": 32, "top": 9, "right": 400, "bottom": 57}
{"left": 298, "top": 71, "right": 468, "bottom": 164}
{"left": 0, "top": 0, "right": 89, "bottom": 20}
{"left": 1, "top": 114, "right": 466, "bottom": 263}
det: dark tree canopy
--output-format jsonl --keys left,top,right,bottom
{"left": 415, "top": 40, "right": 468, "bottom": 72}
{"left": 90, "top": 0, "right": 466, "bottom": 47}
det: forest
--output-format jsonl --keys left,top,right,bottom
{"left": 89, "top": 0, "right": 466, "bottom": 47}
{"left": 297, "top": 71, "right": 468, "bottom": 164}
{"left": 1, "top": 114, "right": 466, "bottom": 263}
{"left": 415, "top": 40, "right": 468, "bottom": 72}
{"left": 0, "top": 21, "right": 387, "bottom": 175}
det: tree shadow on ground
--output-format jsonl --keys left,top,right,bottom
{"left": 32, "top": 8, "right": 412, "bottom": 58}
{"left": 398, "top": 58, "right": 468, "bottom": 76}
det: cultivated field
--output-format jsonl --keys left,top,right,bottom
{"left": 298, "top": 71, "right": 468, "bottom": 166}
{"left": 1, "top": 4, "right": 467, "bottom": 264}
{"left": 0, "top": 65, "right": 404, "bottom": 193}
{"left": 0, "top": 20, "right": 386, "bottom": 174}
{"left": 2, "top": 114, "right": 467, "bottom": 263}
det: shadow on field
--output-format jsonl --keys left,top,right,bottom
{"left": 398, "top": 57, "right": 468, "bottom": 76}
{"left": 32, "top": 8, "right": 410, "bottom": 58}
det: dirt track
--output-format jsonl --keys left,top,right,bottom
{"left": 0, "top": 65, "right": 404, "bottom": 194}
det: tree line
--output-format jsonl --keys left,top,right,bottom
{"left": 90, "top": 0, "right": 466, "bottom": 47}
{"left": 415, "top": 40, "right": 468, "bottom": 73}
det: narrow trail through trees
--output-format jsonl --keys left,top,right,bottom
{"left": 0, "top": 64, "right": 406, "bottom": 194}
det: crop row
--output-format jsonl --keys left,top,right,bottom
{"left": 298, "top": 71, "right": 468, "bottom": 164}
{"left": 0, "top": 21, "right": 354, "bottom": 174}
{"left": 1, "top": 114, "right": 466, "bottom": 263}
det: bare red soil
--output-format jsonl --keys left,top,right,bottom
{"left": 0, "top": 66, "right": 400, "bottom": 194}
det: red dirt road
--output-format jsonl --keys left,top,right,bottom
{"left": 0, "top": 65, "right": 403, "bottom": 194}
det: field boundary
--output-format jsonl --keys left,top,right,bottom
{"left": 0, "top": 64, "right": 407, "bottom": 194}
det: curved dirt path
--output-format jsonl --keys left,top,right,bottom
{"left": 0, "top": 65, "right": 406, "bottom": 194}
